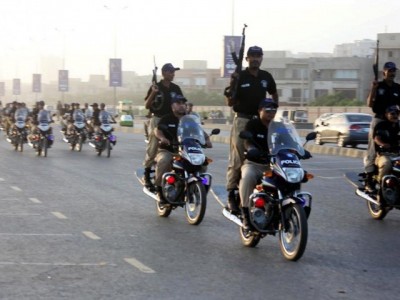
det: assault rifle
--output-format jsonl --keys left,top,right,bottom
{"left": 226, "top": 24, "right": 247, "bottom": 106}
{"left": 373, "top": 40, "right": 379, "bottom": 81}
{"left": 150, "top": 56, "right": 163, "bottom": 111}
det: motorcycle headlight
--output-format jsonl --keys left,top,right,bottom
{"left": 282, "top": 167, "right": 304, "bottom": 183}
{"left": 187, "top": 153, "right": 205, "bottom": 165}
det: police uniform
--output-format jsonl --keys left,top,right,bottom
{"left": 226, "top": 59, "right": 277, "bottom": 193}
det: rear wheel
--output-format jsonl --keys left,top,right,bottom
{"left": 185, "top": 181, "right": 207, "bottom": 225}
{"left": 239, "top": 227, "right": 261, "bottom": 247}
{"left": 367, "top": 195, "right": 389, "bottom": 220}
{"left": 279, "top": 204, "right": 308, "bottom": 261}
{"left": 156, "top": 201, "right": 172, "bottom": 217}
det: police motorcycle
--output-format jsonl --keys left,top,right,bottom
{"left": 28, "top": 110, "right": 54, "bottom": 157}
{"left": 7, "top": 111, "right": 29, "bottom": 152}
{"left": 345, "top": 148, "right": 400, "bottom": 220}
{"left": 62, "top": 111, "right": 87, "bottom": 151}
{"left": 214, "top": 120, "right": 315, "bottom": 261}
{"left": 88, "top": 111, "right": 117, "bottom": 157}
{"left": 136, "top": 115, "right": 220, "bottom": 225}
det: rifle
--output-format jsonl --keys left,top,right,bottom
{"left": 150, "top": 56, "right": 163, "bottom": 111}
{"left": 373, "top": 40, "right": 379, "bottom": 81}
{"left": 227, "top": 24, "right": 247, "bottom": 106}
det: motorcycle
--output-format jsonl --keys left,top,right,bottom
{"left": 136, "top": 115, "right": 220, "bottom": 225}
{"left": 62, "top": 118, "right": 87, "bottom": 152}
{"left": 28, "top": 112, "right": 54, "bottom": 157}
{"left": 7, "top": 115, "right": 29, "bottom": 152}
{"left": 89, "top": 122, "right": 117, "bottom": 157}
{"left": 345, "top": 152, "right": 400, "bottom": 220}
{"left": 212, "top": 120, "right": 316, "bottom": 261}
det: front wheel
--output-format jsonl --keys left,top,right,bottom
{"left": 367, "top": 195, "right": 389, "bottom": 220}
{"left": 106, "top": 139, "right": 111, "bottom": 158}
{"left": 77, "top": 135, "right": 83, "bottom": 152}
{"left": 279, "top": 203, "right": 308, "bottom": 261}
{"left": 315, "top": 133, "right": 323, "bottom": 145}
{"left": 337, "top": 134, "right": 345, "bottom": 147}
{"left": 19, "top": 136, "right": 24, "bottom": 152}
{"left": 185, "top": 181, "right": 207, "bottom": 225}
{"left": 42, "top": 137, "right": 48, "bottom": 157}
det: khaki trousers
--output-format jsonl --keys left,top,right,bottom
{"left": 143, "top": 116, "right": 161, "bottom": 168}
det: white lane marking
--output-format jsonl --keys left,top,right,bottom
{"left": 0, "top": 233, "right": 73, "bottom": 236}
{"left": 51, "top": 212, "right": 68, "bottom": 219}
{"left": 316, "top": 176, "right": 343, "bottom": 179}
{"left": 0, "top": 261, "right": 116, "bottom": 266}
{"left": 82, "top": 231, "right": 101, "bottom": 240}
{"left": 29, "top": 198, "right": 42, "bottom": 204}
{"left": 124, "top": 258, "right": 155, "bottom": 273}
{"left": 10, "top": 186, "right": 22, "bottom": 192}
{"left": 0, "top": 213, "right": 40, "bottom": 216}
{"left": 0, "top": 197, "right": 19, "bottom": 201}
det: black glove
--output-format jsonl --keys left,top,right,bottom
{"left": 301, "top": 150, "right": 312, "bottom": 159}
{"left": 246, "top": 148, "right": 262, "bottom": 161}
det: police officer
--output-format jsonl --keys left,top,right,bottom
{"left": 364, "top": 62, "right": 400, "bottom": 191}
{"left": 142, "top": 63, "right": 184, "bottom": 191}
{"left": 224, "top": 46, "right": 278, "bottom": 214}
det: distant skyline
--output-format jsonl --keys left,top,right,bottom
{"left": 0, "top": 0, "right": 399, "bottom": 82}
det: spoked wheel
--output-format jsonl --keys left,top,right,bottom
{"left": 185, "top": 181, "right": 207, "bottom": 225}
{"left": 42, "top": 138, "right": 48, "bottom": 157}
{"left": 77, "top": 136, "right": 83, "bottom": 152}
{"left": 279, "top": 203, "right": 308, "bottom": 261}
{"left": 19, "top": 138, "right": 23, "bottom": 152}
{"left": 106, "top": 139, "right": 111, "bottom": 158}
{"left": 367, "top": 194, "right": 389, "bottom": 220}
{"left": 156, "top": 201, "right": 172, "bottom": 217}
{"left": 239, "top": 227, "right": 261, "bottom": 248}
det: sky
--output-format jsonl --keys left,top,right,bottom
{"left": 0, "top": 0, "right": 399, "bottom": 82}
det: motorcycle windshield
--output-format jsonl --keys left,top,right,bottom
{"left": 16, "top": 115, "right": 26, "bottom": 122}
{"left": 99, "top": 111, "right": 110, "bottom": 124}
{"left": 268, "top": 120, "right": 305, "bottom": 156}
{"left": 38, "top": 111, "right": 50, "bottom": 124}
{"left": 73, "top": 110, "right": 85, "bottom": 122}
{"left": 177, "top": 115, "right": 206, "bottom": 145}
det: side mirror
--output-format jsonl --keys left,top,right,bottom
{"left": 239, "top": 130, "right": 253, "bottom": 140}
{"left": 211, "top": 128, "right": 220, "bottom": 135}
{"left": 305, "top": 132, "right": 317, "bottom": 141}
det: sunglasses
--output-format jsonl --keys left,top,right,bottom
{"left": 388, "top": 111, "right": 399, "bottom": 116}
{"left": 263, "top": 108, "right": 277, "bottom": 112}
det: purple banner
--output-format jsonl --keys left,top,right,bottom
{"left": 58, "top": 70, "right": 69, "bottom": 92}
{"left": 13, "top": 79, "right": 21, "bottom": 95}
{"left": 32, "top": 74, "right": 42, "bottom": 93}
{"left": 109, "top": 58, "right": 122, "bottom": 87}
{"left": 222, "top": 35, "right": 241, "bottom": 78}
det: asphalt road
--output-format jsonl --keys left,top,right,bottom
{"left": 0, "top": 128, "right": 399, "bottom": 299}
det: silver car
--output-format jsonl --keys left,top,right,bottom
{"left": 315, "top": 113, "right": 372, "bottom": 147}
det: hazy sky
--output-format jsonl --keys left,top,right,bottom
{"left": 0, "top": 0, "right": 399, "bottom": 82}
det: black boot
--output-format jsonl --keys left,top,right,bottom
{"left": 365, "top": 172, "right": 376, "bottom": 193}
{"left": 156, "top": 186, "right": 167, "bottom": 205}
{"left": 226, "top": 189, "right": 240, "bottom": 215}
{"left": 241, "top": 207, "right": 251, "bottom": 230}
{"left": 143, "top": 167, "right": 155, "bottom": 192}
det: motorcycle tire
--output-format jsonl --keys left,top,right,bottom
{"left": 367, "top": 195, "right": 389, "bottom": 220}
{"left": 19, "top": 137, "right": 23, "bottom": 152}
{"left": 279, "top": 203, "right": 308, "bottom": 261}
{"left": 106, "top": 139, "right": 111, "bottom": 158}
{"left": 77, "top": 136, "right": 83, "bottom": 152}
{"left": 156, "top": 201, "right": 172, "bottom": 217}
{"left": 185, "top": 181, "right": 207, "bottom": 225}
{"left": 239, "top": 227, "right": 261, "bottom": 248}
{"left": 42, "top": 138, "right": 48, "bottom": 157}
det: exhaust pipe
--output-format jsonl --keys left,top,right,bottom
{"left": 356, "top": 189, "right": 381, "bottom": 206}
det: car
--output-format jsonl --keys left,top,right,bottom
{"left": 275, "top": 109, "right": 308, "bottom": 123}
{"left": 314, "top": 113, "right": 372, "bottom": 147}
{"left": 119, "top": 114, "right": 134, "bottom": 127}
{"left": 313, "top": 113, "right": 334, "bottom": 129}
